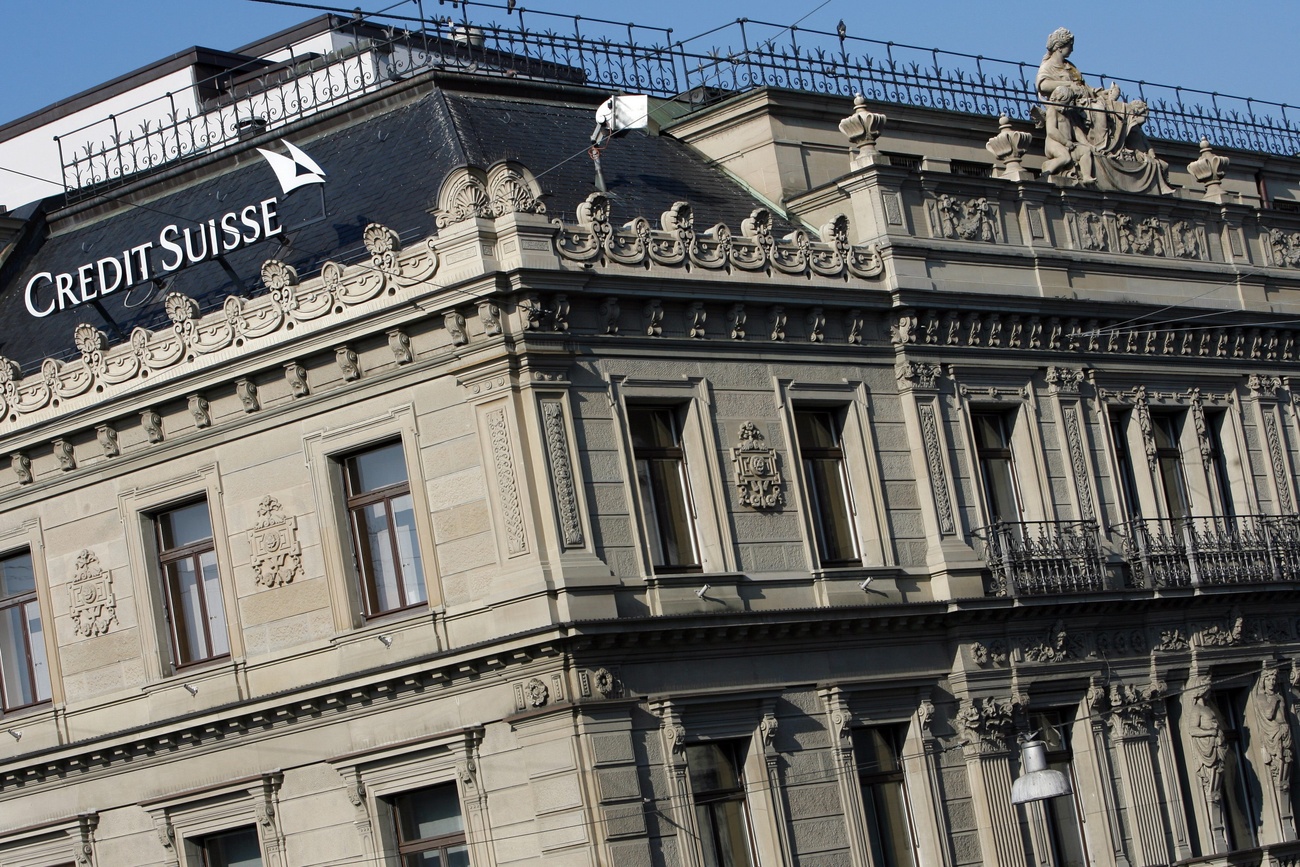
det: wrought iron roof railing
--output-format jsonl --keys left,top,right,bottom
{"left": 54, "top": 4, "right": 1300, "bottom": 202}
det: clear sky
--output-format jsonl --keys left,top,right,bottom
{"left": 0, "top": 0, "right": 1294, "bottom": 126}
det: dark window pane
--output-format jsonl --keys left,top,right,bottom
{"left": 396, "top": 784, "right": 465, "bottom": 842}
{"left": 686, "top": 742, "right": 754, "bottom": 867}
{"left": 159, "top": 500, "right": 213, "bottom": 549}
{"left": 167, "top": 559, "right": 206, "bottom": 665}
{"left": 0, "top": 552, "right": 34, "bottom": 597}
{"left": 973, "top": 413, "right": 1020, "bottom": 523}
{"left": 201, "top": 826, "right": 263, "bottom": 867}
{"left": 629, "top": 408, "right": 679, "bottom": 450}
{"left": 855, "top": 727, "right": 915, "bottom": 867}
{"left": 348, "top": 441, "right": 409, "bottom": 493}
{"left": 795, "top": 410, "right": 861, "bottom": 566}
{"left": 628, "top": 408, "right": 699, "bottom": 571}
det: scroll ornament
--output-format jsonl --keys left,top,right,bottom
{"left": 248, "top": 496, "right": 304, "bottom": 588}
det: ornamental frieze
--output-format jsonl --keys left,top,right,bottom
{"left": 552, "top": 195, "right": 883, "bottom": 279}
{"left": 926, "top": 194, "right": 1000, "bottom": 242}
{"left": 0, "top": 221, "right": 438, "bottom": 431}
{"left": 1064, "top": 210, "right": 1208, "bottom": 260}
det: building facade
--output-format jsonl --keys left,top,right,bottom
{"left": 0, "top": 11, "right": 1298, "bottom": 867}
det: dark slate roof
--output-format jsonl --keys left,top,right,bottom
{"left": 0, "top": 76, "right": 781, "bottom": 372}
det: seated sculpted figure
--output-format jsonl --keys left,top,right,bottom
{"left": 1033, "top": 28, "right": 1173, "bottom": 194}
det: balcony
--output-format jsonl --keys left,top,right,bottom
{"left": 974, "top": 516, "right": 1300, "bottom": 598}
{"left": 1120, "top": 515, "right": 1300, "bottom": 589}
{"left": 973, "top": 520, "right": 1107, "bottom": 597}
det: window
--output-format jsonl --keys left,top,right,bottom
{"left": 853, "top": 726, "right": 916, "bottom": 867}
{"left": 1216, "top": 691, "right": 1259, "bottom": 850}
{"left": 391, "top": 783, "right": 470, "bottom": 866}
{"left": 156, "top": 500, "right": 229, "bottom": 667}
{"left": 629, "top": 407, "right": 700, "bottom": 572}
{"left": 795, "top": 409, "right": 862, "bottom": 566}
{"left": 686, "top": 741, "right": 756, "bottom": 867}
{"left": 1205, "top": 410, "right": 1237, "bottom": 517}
{"left": 1109, "top": 411, "right": 1142, "bottom": 520}
{"left": 1152, "top": 414, "right": 1191, "bottom": 522}
{"left": 973, "top": 412, "right": 1022, "bottom": 524}
{"left": 344, "top": 441, "right": 427, "bottom": 617}
{"left": 196, "top": 826, "right": 263, "bottom": 867}
{"left": 1030, "top": 711, "right": 1088, "bottom": 867}
{"left": 0, "top": 550, "right": 50, "bottom": 712}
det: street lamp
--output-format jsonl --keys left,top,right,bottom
{"left": 1011, "top": 738, "right": 1073, "bottom": 804}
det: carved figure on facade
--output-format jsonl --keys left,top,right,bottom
{"left": 1187, "top": 678, "right": 1227, "bottom": 805}
{"left": 1021, "top": 618, "right": 1079, "bottom": 663}
{"left": 1254, "top": 666, "right": 1294, "bottom": 804}
{"left": 1197, "top": 605, "right": 1245, "bottom": 647}
{"left": 1116, "top": 214, "right": 1166, "bottom": 256}
{"left": 70, "top": 549, "right": 117, "bottom": 638}
{"left": 1066, "top": 210, "right": 1108, "bottom": 251}
{"left": 732, "top": 422, "right": 783, "bottom": 509}
{"left": 927, "top": 194, "right": 999, "bottom": 242}
{"left": 248, "top": 496, "right": 304, "bottom": 589}
{"left": 1032, "top": 28, "right": 1172, "bottom": 194}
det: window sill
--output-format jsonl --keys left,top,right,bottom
{"left": 330, "top": 606, "right": 442, "bottom": 654}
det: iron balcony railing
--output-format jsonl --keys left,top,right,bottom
{"left": 1119, "top": 515, "right": 1300, "bottom": 589}
{"left": 973, "top": 520, "right": 1107, "bottom": 597}
{"left": 54, "top": 3, "right": 1300, "bottom": 200}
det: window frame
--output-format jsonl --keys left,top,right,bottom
{"left": 793, "top": 407, "right": 864, "bottom": 568}
{"left": 971, "top": 409, "right": 1024, "bottom": 525}
{"left": 611, "top": 375, "right": 734, "bottom": 577}
{"left": 389, "top": 782, "right": 471, "bottom": 866}
{"left": 193, "top": 824, "right": 264, "bottom": 867}
{"left": 628, "top": 404, "right": 702, "bottom": 574}
{"left": 342, "top": 440, "right": 428, "bottom": 619}
{"left": 154, "top": 498, "right": 230, "bottom": 670}
{"left": 852, "top": 724, "right": 919, "bottom": 867}
{"left": 0, "top": 548, "right": 52, "bottom": 713}
{"left": 304, "top": 405, "right": 441, "bottom": 632}
{"left": 685, "top": 739, "right": 759, "bottom": 867}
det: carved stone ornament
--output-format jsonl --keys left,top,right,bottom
{"left": 387, "top": 329, "right": 413, "bottom": 365}
{"left": 444, "top": 311, "right": 469, "bottom": 347}
{"left": 285, "top": 362, "right": 309, "bottom": 397}
{"left": 927, "top": 194, "right": 1000, "bottom": 242}
{"left": 433, "top": 162, "right": 545, "bottom": 228}
{"left": 479, "top": 301, "right": 503, "bottom": 337}
{"left": 970, "top": 639, "right": 1008, "bottom": 667}
{"left": 141, "top": 409, "right": 164, "bottom": 444}
{"left": 1187, "top": 139, "right": 1230, "bottom": 200}
{"left": 336, "top": 346, "right": 360, "bottom": 381}
{"left": 985, "top": 114, "right": 1032, "bottom": 180}
{"left": 1196, "top": 605, "right": 1246, "bottom": 647}
{"left": 1031, "top": 27, "right": 1173, "bottom": 194}
{"left": 11, "top": 453, "right": 31, "bottom": 485}
{"left": 188, "top": 395, "right": 211, "bottom": 429}
{"left": 1155, "top": 627, "right": 1188, "bottom": 651}
{"left": 248, "top": 496, "right": 304, "bottom": 589}
{"left": 838, "top": 94, "right": 886, "bottom": 167}
{"left": 525, "top": 677, "right": 549, "bottom": 708}
{"left": 1268, "top": 229, "right": 1300, "bottom": 268}
{"left": 236, "top": 378, "right": 260, "bottom": 413}
{"left": 69, "top": 549, "right": 117, "bottom": 638}
{"left": 96, "top": 424, "right": 119, "bottom": 458}
{"left": 593, "top": 667, "right": 617, "bottom": 698}
{"left": 1021, "top": 618, "right": 1079, "bottom": 663}
{"left": 732, "top": 422, "right": 784, "bottom": 509}
{"left": 954, "top": 696, "right": 1017, "bottom": 754}
{"left": 54, "top": 439, "right": 76, "bottom": 471}
{"left": 552, "top": 198, "right": 882, "bottom": 279}
{"left": 541, "top": 401, "right": 583, "bottom": 548}
{"left": 896, "top": 361, "right": 941, "bottom": 390}
{"left": 1187, "top": 677, "right": 1227, "bottom": 804}
{"left": 1254, "top": 666, "right": 1294, "bottom": 803}
{"left": 487, "top": 407, "right": 528, "bottom": 557}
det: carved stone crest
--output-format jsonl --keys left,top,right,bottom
{"left": 928, "top": 194, "right": 999, "bottom": 242}
{"left": 248, "top": 496, "right": 303, "bottom": 588}
{"left": 70, "top": 549, "right": 117, "bottom": 638}
{"left": 732, "top": 422, "right": 783, "bottom": 509}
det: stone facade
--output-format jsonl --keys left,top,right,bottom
{"left": 0, "top": 16, "right": 1299, "bottom": 867}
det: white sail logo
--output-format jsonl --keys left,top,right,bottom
{"left": 256, "top": 140, "right": 327, "bottom": 195}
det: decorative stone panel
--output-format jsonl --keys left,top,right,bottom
{"left": 247, "top": 496, "right": 304, "bottom": 589}
{"left": 69, "top": 549, "right": 117, "bottom": 638}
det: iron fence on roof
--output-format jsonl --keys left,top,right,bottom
{"left": 54, "top": 7, "right": 1300, "bottom": 203}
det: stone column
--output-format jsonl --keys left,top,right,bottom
{"left": 1107, "top": 685, "right": 1171, "bottom": 866}
{"left": 1077, "top": 679, "right": 1130, "bottom": 867}
{"left": 1150, "top": 688, "right": 1193, "bottom": 860}
{"left": 954, "top": 697, "right": 1023, "bottom": 867}
{"left": 654, "top": 700, "right": 703, "bottom": 867}
{"left": 820, "top": 687, "right": 870, "bottom": 867}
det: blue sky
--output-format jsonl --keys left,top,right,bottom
{"left": 0, "top": 1, "right": 1295, "bottom": 125}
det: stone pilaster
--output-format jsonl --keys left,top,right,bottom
{"left": 954, "top": 697, "right": 1022, "bottom": 867}
{"left": 819, "top": 687, "right": 870, "bottom": 867}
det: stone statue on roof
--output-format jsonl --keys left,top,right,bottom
{"left": 1032, "top": 27, "right": 1173, "bottom": 194}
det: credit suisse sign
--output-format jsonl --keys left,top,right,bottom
{"left": 24, "top": 140, "right": 326, "bottom": 319}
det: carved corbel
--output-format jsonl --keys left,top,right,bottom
{"left": 387, "top": 329, "right": 413, "bottom": 364}
{"left": 96, "top": 425, "right": 119, "bottom": 458}
{"left": 284, "top": 362, "right": 309, "bottom": 397}
{"left": 335, "top": 347, "right": 361, "bottom": 381}
{"left": 54, "top": 439, "right": 76, "bottom": 471}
